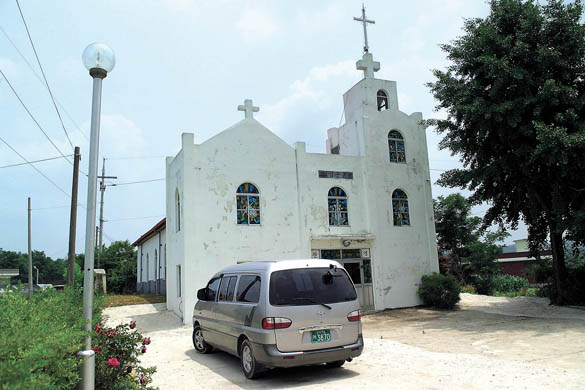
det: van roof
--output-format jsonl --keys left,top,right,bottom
{"left": 215, "top": 259, "right": 342, "bottom": 276}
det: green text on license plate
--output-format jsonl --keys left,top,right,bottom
{"left": 311, "top": 330, "right": 331, "bottom": 343}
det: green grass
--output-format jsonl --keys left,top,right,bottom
{"left": 493, "top": 288, "right": 539, "bottom": 298}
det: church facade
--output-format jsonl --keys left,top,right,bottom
{"left": 165, "top": 51, "right": 438, "bottom": 324}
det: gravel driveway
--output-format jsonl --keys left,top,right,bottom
{"left": 103, "top": 294, "right": 585, "bottom": 389}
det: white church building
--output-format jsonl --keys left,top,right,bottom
{"left": 161, "top": 11, "right": 438, "bottom": 324}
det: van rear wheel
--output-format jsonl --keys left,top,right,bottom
{"left": 326, "top": 360, "right": 345, "bottom": 368}
{"left": 192, "top": 324, "right": 212, "bottom": 354}
{"left": 240, "top": 339, "right": 262, "bottom": 379}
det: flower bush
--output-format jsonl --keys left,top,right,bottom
{"left": 93, "top": 321, "right": 157, "bottom": 390}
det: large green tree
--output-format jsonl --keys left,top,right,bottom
{"left": 427, "top": 0, "right": 585, "bottom": 304}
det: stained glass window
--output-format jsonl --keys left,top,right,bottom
{"left": 392, "top": 189, "right": 410, "bottom": 226}
{"left": 388, "top": 130, "right": 406, "bottom": 163}
{"left": 377, "top": 89, "right": 388, "bottom": 111}
{"left": 236, "top": 183, "right": 260, "bottom": 225}
{"left": 320, "top": 249, "right": 341, "bottom": 260}
{"left": 328, "top": 187, "right": 348, "bottom": 226}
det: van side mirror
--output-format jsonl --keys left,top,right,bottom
{"left": 197, "top": 288, "right": 208, "bottom": 301}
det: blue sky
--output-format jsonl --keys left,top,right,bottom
{"left": 0, "top": 0, "right": 528, "bottom": 258}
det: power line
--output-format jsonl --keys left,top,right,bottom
{"left": 15, "top": 0, "right": 74, "bottom": 150}
{"left": 108, "top": 215, "right": 165, "bottom": 222}
{"left": 0, "top": 135, "right": 70, "bottom": 198}
{"left": 0, "top": 154, "right": 72, "bottom": 169}
{"left": 0, "top": 69, "right": 73, "bottom": 166}
{"left": 0, "top": 25, "right": 89, "bottom": 141}
{"left": 110, "top": 179, "right": 165, "bottom": 186}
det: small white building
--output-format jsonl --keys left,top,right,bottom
{"left": 164, "top": 44, "right": 439, "bottom": 323}
{"left": 133, "top": 218, "right": 166, "bottom": 295}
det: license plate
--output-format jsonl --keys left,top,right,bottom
{"left": 311, "top": 330, "right": 331, "bottom": 343}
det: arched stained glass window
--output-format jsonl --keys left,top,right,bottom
{"left": 392, "top": 189, "right": 410, "bottom": 226}
{"left": 328, "top": 187, "right": 348, "bottom": 226}
{"left": 237, "top": 183, "right": 260, "bottom": 225}
{"left": 377, "top": 90, "right": 388, "bottom": 111}
{"left": 388, "top": 130, "right": 406, "bottom": 163}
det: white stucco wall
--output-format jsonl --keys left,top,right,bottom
{"left": 137, "top": 227, "right": 166, "bottom": 293}
{"left": 165, "top": 70, "right": 438, "bottom": 324}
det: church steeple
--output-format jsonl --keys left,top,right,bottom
{"left": 353, "top": 4, "right": 380, "bottom": 78}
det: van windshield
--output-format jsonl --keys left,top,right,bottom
{"left": 269, "top": 267, "right": 357, "bottom": 306}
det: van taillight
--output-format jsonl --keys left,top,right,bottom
{"left": 262, "top": 317, "right": 292, "bottom": 329}
{"left": 347, "top": 310, "right": 361, "bottom": 322}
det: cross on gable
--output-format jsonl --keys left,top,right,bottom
{"left": 353, "top": 4, "right": 375, "bottom": 53}
{"left": 356, "top": 52, "right": 380, "bottom": 78}
{"left": 237, "top": 99, "right": 259, "bottom": 119}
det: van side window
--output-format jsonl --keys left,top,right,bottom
{"left": 206, "top": 277, "right": 220, "bottom": 301}
{"left": 236, "top": 275, "right": 261, "bottom": 303}
{"left": 218, "top": 276, "right": 237, "bottom": 302}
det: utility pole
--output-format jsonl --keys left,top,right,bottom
{"left": 67, "top": 146, "right": 81, "bottom": 286}
{"left": 97, "top": 157, "right": 116, "bottom": 268}
{"left": 27, "top": 197, "right": 33, "bottom": 300}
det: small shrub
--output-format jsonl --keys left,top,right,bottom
{"left": 471, "top": 274, "right": 495, "bottom": 295}
{"left": 93, "top": 321, "right": 157, "bottom": 389}
{"left": 417, "top": 273, "right": 461, "bottom": 309}
{"left": 493, "top": 274, "right": 530, "bottom": 293}
{"left": 461, "top": 284, "right": 476, "bottom": 294}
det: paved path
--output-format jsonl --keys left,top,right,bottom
{"left": 103, "top": 294, "right": 585, "bottom": 389}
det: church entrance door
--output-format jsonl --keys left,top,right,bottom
{"left": 315, "top": 249, "right": 374, "bottom": 310}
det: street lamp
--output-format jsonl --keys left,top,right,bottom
{"left": 33, "top": 266, "right": 38, "bottom": 285}
{"left": 79, "top": 42, "right": 115, "bottom": 390}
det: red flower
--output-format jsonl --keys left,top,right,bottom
{"left": 95, "top": 323, "right": 102, "bottom": 335}
{"left": 92, "top": 347, "right": 101, "bottom": 354}
{"left": 129, "top": 321, "right": 136, "bottom": 329}
{"left": 106, "top": 329, "right": 116, "bottom": 339}
{"left": 141, "top": 346, "right": 147, "bottom": 354}
{"left": 126, "top": 366, "right": 132, "bottom": 373}
{"left": 107, "top": 358, "right": 120, "bottom": 368}
{"left": 142, "top": 337, "right": 151, "bottom": 345}
{"left": 139, "top": 374, "right": 147, "bottom": 384}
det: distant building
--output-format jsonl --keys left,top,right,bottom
{"left": 497, "top": 239, "right": 551, "bottom": 282}
{"left": 132, "top": 218, "right": 166, "bottom": 295}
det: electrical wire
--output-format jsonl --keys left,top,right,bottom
{"left": 110, "top": 179, "right": 165, "bottom": 186}
{"left": 0, "top": 154, "right": 73, "bottom": 169}
{"left": 0, "top": 69, "right": 73, "bottom": 166}
{"left": 15, "top": 0, "right": 74, "bottom": 150}
{"left": 0, "top": 135, "right": 71, "bottom": 198}
{"left": 0, "top": 25, "right": 89, "bottom": 142}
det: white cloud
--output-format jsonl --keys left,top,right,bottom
{"left": 236, "top": 8, "right": 277, "bottom": 44}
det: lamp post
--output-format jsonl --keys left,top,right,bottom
{"left": 78, "top": 42, "right": 115, "bottom": 390}
{"left": 33, "top": 266, "right": 38, "bottom": 285}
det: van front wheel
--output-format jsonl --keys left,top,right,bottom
{"left": 192, "top": 324, "right": 212, "bottom": 354}
{"left": 240, "top": 339, "right": 261, "bottom": 379}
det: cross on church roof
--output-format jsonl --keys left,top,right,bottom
{"left": 353, "top": 4, "right": 375, "bottom": 53}
{"left": 357, "top": 52, "right": 380, "bottom": 79}
{"left": 237, "top": 99, "right": 259, "bottom": 119}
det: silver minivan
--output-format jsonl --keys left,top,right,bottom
{"left": 192, "top": 259, "right": 364, "bottom": 379}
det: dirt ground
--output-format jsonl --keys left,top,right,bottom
{"left": 103, "top": 293, "right": 585, "bottom": 389}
